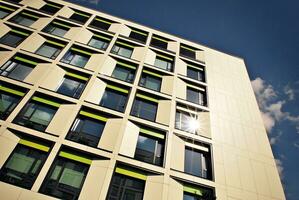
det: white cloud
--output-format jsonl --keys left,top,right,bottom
{"left": 261, "top": 112, "right": 275, "bottom": 132}
{"left": 284, "top": 85, "right": 295, "bottom": 101}
{"left": 270, "top": 131, "right": 282, "bottom": 145}
{"left": 275, "top": 158, "right": 284, "bottom": 179}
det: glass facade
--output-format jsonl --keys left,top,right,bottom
{"left": 131, "top": 98, "right": 157, "bottom": 121}
{"left": 0, "top": 89, "right": 21, "bottom": 120}
{"left": 112, "top": 65, "right": 135, "bottom": 83}
{"left": 0, "top": 60, "right": 33, "bottom": 81}
{"left": 175, "top": 111, "right": 197, "bottom": 134}
{"left": 0, "top": 31, "right": 26, "bottom": 47}
{"left": 154, "top": 56, "right": 173, "bottom": 72}
{"left": 10, "top": 13, "right": 37, "bottom": 27}
{"left": 56, "top": 77, "right": 86, "bottom": 98}
{"left": 187, "top": 67, "right": 205, "bottom": 82}
{"left": 100, "top": 89, "right": 127, "bottom": 112}
{"left": 88, "top": 37, "right": 109, "bottom": 50}
{"left": 61, "top": 49, "right": 90, "bottom": 68}
{"left": 36, "top": 43, "right": 62, "bottom": 59}
{"left": 43, "top": 22, "right": 69, "bottom": 37}
{"left": 111, "top": 44, "right": 133, "bottom": 58}
{"left": 139, "top": 73, "right": 161, "bottom": 91}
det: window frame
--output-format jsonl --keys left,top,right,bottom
{"left": 111, "top": 41, "right": 134, "bottom": 58}
{"left": 56, "top": 74, "right": 87, "bottom": 99}
{"left": 87, "top": 34, "right": 111, "bottom": 50}
{"left": 60, "top": 47, "right": 91, "bottom": 68}
{"left": 131, "top": 95, "right": 158, "bottom": 121}
{"left": 0, "top": 29, "right": 29, "bottom": 47}
{"left": 99, "top": 85, "right": 129, "bottom": 112}
{"left": 139, "top": 70, "right": 162, "bottom": 92}
{"left": 43, "top": 21, "right": 71, "bottom": 37}
{"left": 35, "top": 40, "right": 65, "bottom": 59}
{"left": 10, "top": 11, "right": 39, "bottom": 27}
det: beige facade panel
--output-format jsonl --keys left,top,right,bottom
{"left": 170, "top": 134, "right": 185, "bottom": 172}
{"left": 31, "top": 17, "right": 51, "bottom": 30}
{"left": 119, "top": 121, "right": 139, "bottom": 157}
{"left": 24, "top": 63, "right": 49, "bottom": 85}
{"left": 161, "top": 76, "right": 174, "bottom": 95}
{"left": 20, "top": 0, "right": 46, "bottom": 9}
{"left": 143, "top": 175, "right": 164, "bottom": 200}
{"left": 175, "top": 58, "right": 187, "bottom": 76}
{"left": 167, "top": 41, "right": 179, "bottom": 52}
{"left": 196, "top": 50, "right": 205, "bottom": 63}
{"left": 98, "top": 118, "right": 123, "bottom": 151}
{"left": 65, "top": 27, "right": 93, "bottom": 44}
{"left": 18, "top": 190, "right": 58, "bottom": 200}
{"left": 144, "top": 48, "right": 157, "bottom": 65}
{"left": 99, "top": 55, "right": 117, "bottom": 76}
{"left": 57, "top": 6, "right": 74, "bottom": 18}
{"left": 0, "top": 51, "right": 13, "bottom": 67}
{"left": 20, "top": 33, "right": 46, "bottom": 53}
{"left": 85, "top": 78, "right": 106, "bottom": 104}
{"left": 197, "top": 112, "right": 211, "bottom": 138}
{"left": 109, "top": 23, "right": 131, "bottom": 37}
{"left": 0, "top": 182, "right": 23, "bottom": 200}
{"left": 131, "top": 46, "right": 146, "bottom": 62}
{"left": 39, "top": 64, "right": 66, "bottom": 91}
{"left": 167, "top": 178, "right": 184, "bottom": 200}
{"left": 0, "top": 22, "right": 10, "bottom": 38}
{"left": 0, "top": 129, "right": 19, "bottom": 168}
{"left": 46, "top": 104, "right": 80, "bottom": 137}
{"left": 156, "top": 100, "right": 172, "bottom": 125}
{"left": 79, "top": 160, "right": 110, "bottom": 200}
{"left": 85, "top": 53, "right": 105, "bottom": 71}
{"left": 175, "top": 77, "right": 187, "bottom": 100}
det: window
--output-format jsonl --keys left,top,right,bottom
{"left": 131, "top": 94, "right": 158, "bottom": 121}
{"left": 61, "top": 47, "right": 91, "bottom": 68}
{"left": 100, "top": 86, "right": 128, "bottom": 112}
{"left": 66, "top": 111, "right": 106, "bottom": 147}
{"left": 111, "top": 62, "right": 136, "bottom": 83}
{"left": 129, "top": 29, "right": 148, "bottom": 43}
{"left": 13, "top": 96, "right": 59, "bottom": 132}
{"left": 0, "top": 56, "right": 37, "bottom": 81}
{"left": 40, "top": 2, "right": 62, "bottom": 15}
{"left": 0, "top": 29, "right": 30, "bottom": 47}
{"left": 106, "top": 167, "right": 146, "bottom": 200}
{"left": 0, "top": 4, "right": 16, "bottom": 19}
{"left": 175, "top": 111, "right": 197, "bottom": 134}
{"left": 69, "top": 10, "right": 90, "bottom": 24}
{"left": 88, "top": 34, "right": 110, "bottom": 50}
{"left": 184, "top": 147, "right": 212, "bottom": 179}
{"left": 134, "top": 129, "right": 164, "bottom": 166}
{"left": 180, "top": 45, "right": 196, "bottom": 59}
{"left": 89, "top": 16, "right": 113, "bottom": 31}
{"left": 0, "top": 85, "right": 24, "bottom": 120}
{"left": 183, "top": 185, "right": 215, "bottom": 200}
{"left": 187, "top": 66, "right": 205, "bottom": 82}
{"left": 187, "top": 87, "right": 206, "bottom": 106}
{"left": 150, "top": 35, "right": 168, "bottom": 50}
{"left": 139, "top": 70, "right": 162, "bottom": 91}
{"left": 111, "top": 41, "right": 134, "bottom": 58}
{"left": 56, "top": 73, "right": 87, "bottom": 98}
{"left": 36, "top": 41, "right": 64, "bottom": 59}
{"left": 154, "top": 54, "right": 173, "bottom": 72}
{"left": 43, "top": 21, "right": 71, "bottom": 37}
{"left": 39, "top": 151, "right": 90, "bottom": 200}
{"left": 10, "top": 12, "right": 39, "bottom": 27}
{"left": 0, "top": 139, "right": 49, "bottom": 189}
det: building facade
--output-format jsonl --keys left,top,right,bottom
{"left": 0, "top": 0, "right": 285, "bottom": 199}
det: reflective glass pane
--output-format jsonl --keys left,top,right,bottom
{"left": 0, "top": 10, "right": 9, "bottom": 19}
{"left": 0, "top": 33, "right": 24, "bottom": 47}
{"left": 154, "top": 58, "right": 172, "bottom": 71}
{"left": 52, "top": 27, "right": 67, "bottom": 37}
{"left": 88, "top": 38, "right": 108, "bottom": 50}
{"left": 0, "top": 92, "right": 20, "bottom": 119}
{"left": 57, "top": 78, "right": 84, "bottom": 98}
{"left": 131, "top": 99, "right": 157, "bottom": 121}
{"left": 100, "top": 89, "right": 127, "bottom": 112}
{"left": 8, "top": 63, "right": 32, "bottom": 81}
{"left": 112, "top": 66, "right": 134, "bottom": 82}
{"left": 12, "top": 15, "right": 35, "bottom": 26}
{"left": 70, "top": 54, "right": 89, "bottom": 68}
{"left": 36, "top": 44, "right": 60, "bottom": 58}
{"left": 187, "top": 88, "right": 200, "bottom": 104}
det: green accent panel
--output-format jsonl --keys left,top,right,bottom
{"left": 46, "top": 40, "right": 65, "bottom": 47}
{"left": 93, "top": 34, "right": 111, "bottom": 41}
{"left": 14, "top": 56, "right": 37, "bottom": 65}
{"left": 116, "top": 41, "right": 135, "bottom": 49}
{"left": 106, "top": 85, "right": 128, "bottom": 94}
{"left": 22, "top": 12, "right": 39, "bottom": 19}
{"left": 74, "top": 12, "right": 89, "bottom": 18}
{"left": 79, "top": 111, "right": 107, "bottom": 122}
{"left": 181, "top": 45, "right": 196, "bottom": 52}
{"left": 115, "top": 167, "right": 147, "bottom": 180}
{"left": 140, "top": 128, "right": 165, "bottom": 139}
{"left": 46, "top": 3, "right": 61, "bottom": 9}
{"left": 187, "top": 64, "right": 204, "bottom": 71}
{"left": 117, "top": 61, "right": 136, "bottom": 70}
{"left": 32, "top": 96, "right": 60, "bottom": 107}
{"left": 59, "top": 151, "right": 92, "bottom": 165}
{"left": 136, "top": 94, "right": 159, "bottom": 103}
{"left": 71, "top": 47, "right": 92, "bottom": 56}
{"left": 0, "top": 85, "right": 25, "bottom": 96}
{"left": 131, "top": 29, "right": 147, "bottom": 36}
{"left": 156, "top": 54, "right": 173, "bottom": 61}
{"left": 0, "top": 5, "right": 15, "bottom": 11}
{"left": 53, "top": 21, "right": 71, "bottom": 29}
{"left": 66, "top": 72, "right": 88, "bottom": 81}
{"left": 10, "top": 29, "right": 29, "bottom": 36}
{"left": 142, "top": 70, "right": 162, "bottom": 78}
{"left": 95, "top": 17, "right": 112, "bottom": 24}
{"left": 183, "top": 185, "right": 203, "bottom": 196}
{"left": 19, "top": 139, "right": 50, "bottom": 152}
{"left": 152, "top": 36, "right": 168, "bottom": 43}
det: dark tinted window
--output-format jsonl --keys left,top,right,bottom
{"left": 0, "top": 31, "right": 26, "bottom": 47}
{"left": 150, "top": 36, "right": 168, "bottom": 49}
{"left": 61, "top": 49, "right": 90, "bottom": 68}
{"left": 139, "top": 73, "right": 161, "bottom": 91}
{"left": 43, "top": 22, "right": 69, "bottom": 37}
{"left": 100, "top": 89, "right": 128, "bottom": 112}
{"left": 187, "top": 87, "right": 206, "bottom": 106}
{"left": 10, "top": 12, "right": 38, "bottom": 27}
{"left": 129, "top": 29, "right": 148, "bottom": 43}
{"left": 40, "top": 3, "right": 61, "bottom": 14}
{"left": 56, "top": 77, "right": 86, "bottom": 98}
{"left": 0, "top": 89, "right": 21, "bottom": 120}
{"left": 0, "top": 60, "right": 33, "bottom": 81}
{"left": 36, "top": 43, "right": 62, "bottom": 59}
{"left": 112, "top": 65, "right": 135, "bottom": 83}
{"left": 187, "top": 67, "right": 205, "bottom": 82}
{"left": 131, "top": 98, "right": 157, "bottom": 121}
{"left": 88, "top": 36, "right": 109, "bottom": 50}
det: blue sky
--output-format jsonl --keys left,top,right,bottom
{"left": 65, "top": 0, "right": 299, "bottom": 198}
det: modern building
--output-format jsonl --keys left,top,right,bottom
{"left": 0, "top": 0, "right": 285, "bottom": 199}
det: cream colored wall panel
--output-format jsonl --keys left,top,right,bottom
{"left": 99, "top": 55, "right": 117, "bottom": 76}
{"left": 109, "top": 23, "right": 131, "bottom": 36}
{"left": 175, "top": 78, "right": 187, "bottom": 99}
{"left": 18, "top": 190, "right": 57, "bottom": 200}
{"left": 223, "top": 150, "right": 241, "bottom": 188}
{"left": 0, "top": 129, "right": 19, "bottom": 168}
{"left": 85, "top": 78, "right": 106, "bottom": 104}
{"left": 57, "top": 6, "right": 74, "bottom": 18}
{"left": 119, "top": 121, "right": 139, "bottom": 157}
{"left": 214, "top": 162, "right": 226, "bottom": 185}
{"left": 31, "top": 17, "right": 51, "bottom": 30}
{"left": 266, "top": 165, "right": 286, "bottom": 199}
{"left": 143, "top": 175, "right": 164, "bottom": 200}
{"left": 23, "top": 63, "right": 47, "bottom": 85}
{"left": 0, "top": 22, "right": 10, "bottom": 37}
{"left": 197, "top": 112, "right": 211, "bottom": 138}
{"left": 144, "top": 48, "right": 157, "bottom": 65}
{"left": 46, "top": 104, "right": 80, "bottom": 137}
{"left": 156, "top": 100, "right": 172, "bottom": 125}
{"left": 20, "top": 33, "right": 46, "bottom": 53}
{"left": 175, "top": 58, "right": 187, "bottom": 76}
{"left": 39, "top": 64, "right": 66, "bottom": 91}
{"left": 79, "top": 160, "right": 110, "bottom": 200}
{"left": 20, "top": 0, "right": 46, "bottom": 9}
{"left": 161, "top": 76, "right": 174, "bottom": 95}
{"left": 167, "top": 178, "right": 183, "bottom": 200}
{"left": 251, "top": 161, "right": 271, "bottom": 197}
{"left": 98, "top": 118, "right": 123, "bottom": 151}
{"left": 72, "top": 28, "right": 93, "bottom": 44}
{"left": 131, "top": 46, "right": 146, "bottom": 61}
{"left": 85, "top": 53, "right": 105, "bottom": 71}
{"left": 237, "top": 156, "right": 256, "bottom": 192}
{"left": 170, "top": 134, "right": 185, "bottom": 171}
{"left": 0, "top": 51, "right": 13, "bottom": 67}
{"left": 167, "top": 41, "right": 178, "bottom": 52}
{"left": 0, "top": 182, "right": 22, "bottom": 200}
